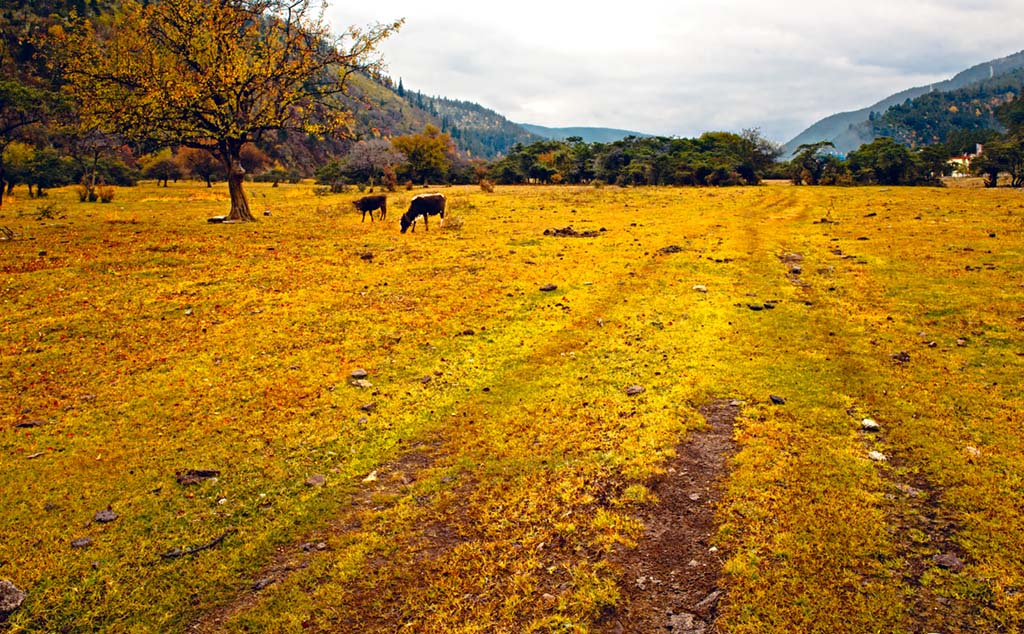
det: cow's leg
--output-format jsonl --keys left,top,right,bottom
{"left": 361, "top": 210, "right": 367, "bottom": 222}
{"left": 380, "top": 202, "right": 387, "bottom": 221}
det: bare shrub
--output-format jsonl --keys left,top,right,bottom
{"left": 479, "top": 179, "right": 495, "bottom": 193}
{"left": 98, "top": 186, "right": 116, "bottom": 203}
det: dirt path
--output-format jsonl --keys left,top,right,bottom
{"left": 599, "top": 399, "right": 740, "bottom": 634}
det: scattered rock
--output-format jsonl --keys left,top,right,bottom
{"left": 897, "top": 483, "right": 923, "bottom": 497}
{"left": 625, "top": 385, "right": 645, "bottom": 396}
{"left": 359, "top": 252, "right": 373, "bottom": 262}
{"left": 789, "top": 265, "right": 803, "bottom": 275}
{"left": 695, "top": 590, "right": 723, "bottom": 614}
{"left": 419, "top": 376, "right": 432, "bottom": 385}
{"left": 965, "top": 445, "right": 982, "bottom": 459}
{"left": 362, "top": 470, "right": 379, "bottom": 483}
{"left": 14, "top": 420, "right": 46, "bottom": 429}
{"left": 175, "top": 469, "right": 220, "bottom": 486}
{"left": 692, "top": 284, "right": 708, "bottom": 293}
{"left": 861, "top": 418, "right": 880, "bottom": 432}
{"left": 263, "top": 210, "right": 272, "bottom": 217}
{"left": 0, "top": 580, "right": 26, "bottom": 617}
{"left": 769, "top": 395, "right": 786, "bottom": 405}
{"left": 891, "top": 351, "right": 911, "bottom": 364}
{"left": 868, "top": 451, "right": 888, "bottom": 462}
{"left": 252, "top": 577, "right": 275, "bottom": 591}
{"left": 350, "top": 379, "right": 373, "bottom": 389}
{"left": 667, "top": 611, "right": 707, "bottom": 633}
{"left": 350, "top": 368, "right": 369, "bottom": 380}
{"left": 933, "top": 553, "right": 965, "bottom": 572}
{"left": 956, "top": 338, "right": 968, "bottom": 347}
{"left": 206, "top": 216, "right": 228, "bottom": 224}
{"left": 762, "top": 302, "right": 776, "bottom": 310}
{"left": 688, "top": 493, "right": 702, "bottom": 502}
{"left": 539, "top": 284, "right": 558, "bottom": 292}
{"left": 304, "top": 474, "right": 326, "bottom": 488}
{"left": 70, "top": 537, "right": 93, "bottom": 549}
{"left": 300, "top": 541, "right": 328, "bottom": 552}
{"left": 359, "top": 403, "right": 377, "bottom": 413}
{"left": 93, "top": 508, "right": 118, "bottom": 523}
{"left": 658, "top": 245, "right": 684, "bottom": 255}
{"left": 747, "top": 304, "right": 764, "bottom": 311}
{"left": 780, "top": 253, "right": 804, "bottom": 263}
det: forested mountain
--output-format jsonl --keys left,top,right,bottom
{"left": 519, "top": 124, "right": 652, "bottom": 144}
{"left": 340, "top": 77, "right": 541, "bottom": 159}
{"left": 785, "top": 50, "right": 1024, "bottom": 156}
{"left": 870, "top": 67, "right": 1024, "bottom": 147}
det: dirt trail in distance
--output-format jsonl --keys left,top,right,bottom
{"left": 599, "top": 399, "right": 740, "bottom": 634}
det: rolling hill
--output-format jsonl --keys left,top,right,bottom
{"left": 519, "top": 123, "right": 653, "bottom": 143}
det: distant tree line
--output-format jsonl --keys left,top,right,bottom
{"left": 486, "top": 130, "right": 783, "bottom": 186}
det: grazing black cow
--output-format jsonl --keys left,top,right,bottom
{"left": 353, "top": 195, "right": 387, "bottom": 222}
{"left": 400, "top": 193, "right": 446, "bottom": 233}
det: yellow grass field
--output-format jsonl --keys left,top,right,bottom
{"left": 1, "top": 182, "right": 1022, "bottom": 633}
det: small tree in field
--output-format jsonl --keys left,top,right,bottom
{"left": 177, "top": 147, "right": 225, "bottom": 187}
{"left": 56, "top": 0, "right": 400, "bottom": 221}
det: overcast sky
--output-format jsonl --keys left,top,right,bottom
{"left": 329, "top": 1, "right": 1024, "bottom": 143}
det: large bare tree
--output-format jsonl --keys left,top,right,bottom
{"left": 56, "top": 0, "right": 400, "bottom": 221}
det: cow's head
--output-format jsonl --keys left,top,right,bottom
{"left": 400, "top": 214, "right": 413, "bottom": 233}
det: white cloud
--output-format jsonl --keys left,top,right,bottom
{"left": 329, "top": 1, "right": 1024, "bottom": 142}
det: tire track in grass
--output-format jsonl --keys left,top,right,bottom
{"left": 599, "top": 399, "right": 740, "bottom": 634}
{"left": 190, "top": 206, "right": 742, "bottom": 632}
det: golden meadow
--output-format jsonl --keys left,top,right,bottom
{"left": 1, "top": 181, "right": 1022, "bottom": 632}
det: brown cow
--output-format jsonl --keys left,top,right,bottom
{"left": 353, "top": 195, "right": 387, "bottom": 222}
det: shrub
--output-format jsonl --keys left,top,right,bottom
{"left": 34, "top": 202, "right": 65, "bottom": 220}
{"left": 404, "top": 180, "right": 414, "bottom": 191}
{"left": 98, "top": 186, "right": 116, "bottom": 203}
{"left": 479, "top": 179, "right": 495, "bottom": 193}
{"left": 442, "top": 214, "right": 464, "bottom": 231}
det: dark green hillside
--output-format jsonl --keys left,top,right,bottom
{"left": 871, "top": 67, "right": 1024, "bottom": 147}
{"left": 785, "top": 49, "right": 1024, "bottom": 155}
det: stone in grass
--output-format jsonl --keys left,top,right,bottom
{"left": 350, "top": 368, "right": 369, "bottom": 380}
{"left": 540, "top": 284, "right": 558, "bottom": 292}
{"left": 692, "top": 284, "right": 708, "bottom": 293}
{"left": 93, "top": 508, "right": 117, "bottom": 523}
{"left": 861, "top": 418, "right": 881, "bottom": 432}
{"left": 71, "top": 537, "right": 93, "bottom": 549}
{"left": 933, "top": 553, "right": 965, "bottom": 573}
{"left": 350, "top": 379, "right": 373, "bottom": 389}
{"left": 206, "top": 216, "right": 228, "bottom": 224}
{"left": 625, "top": 385, "right": 645, "bottom": 396}
{"left": 305, "top": 474, "right": 326, "bottom": 488}
{"left": 769, "top": 395, "right": 786, "bottom": 405}
{"left": 0, "top": 580, "right": 27, "bottom": 617}
{"left": 667, "top": 611, "right": 707, "bottom": 634}
{"left": 868, "top": 451, "right": 888, "bottom": 462}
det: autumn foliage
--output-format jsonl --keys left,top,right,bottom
{"left": 54, "top": 0, "right": 400, "bottom": 221}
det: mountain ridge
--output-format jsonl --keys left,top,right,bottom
{"left": 519, "top": 123, "right": 653, "bottom": 144}
{"left": 784, "top": 49, "right": 1024, "bottom": 156}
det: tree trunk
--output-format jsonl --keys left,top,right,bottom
{"left": 0, "top": 160, "right": 5, "bottom": 207}
{"left": 226, "top": 159, "right": 254, "bottom": 222}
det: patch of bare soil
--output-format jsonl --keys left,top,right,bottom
{"left": 878, "top": 453, "right": 990, "bottom": 633}
{"left": 598, "top": 399, "right": 740, "bottom": 634}
{"left": 189, "top": 443, "right": 439, "bottom": 633}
